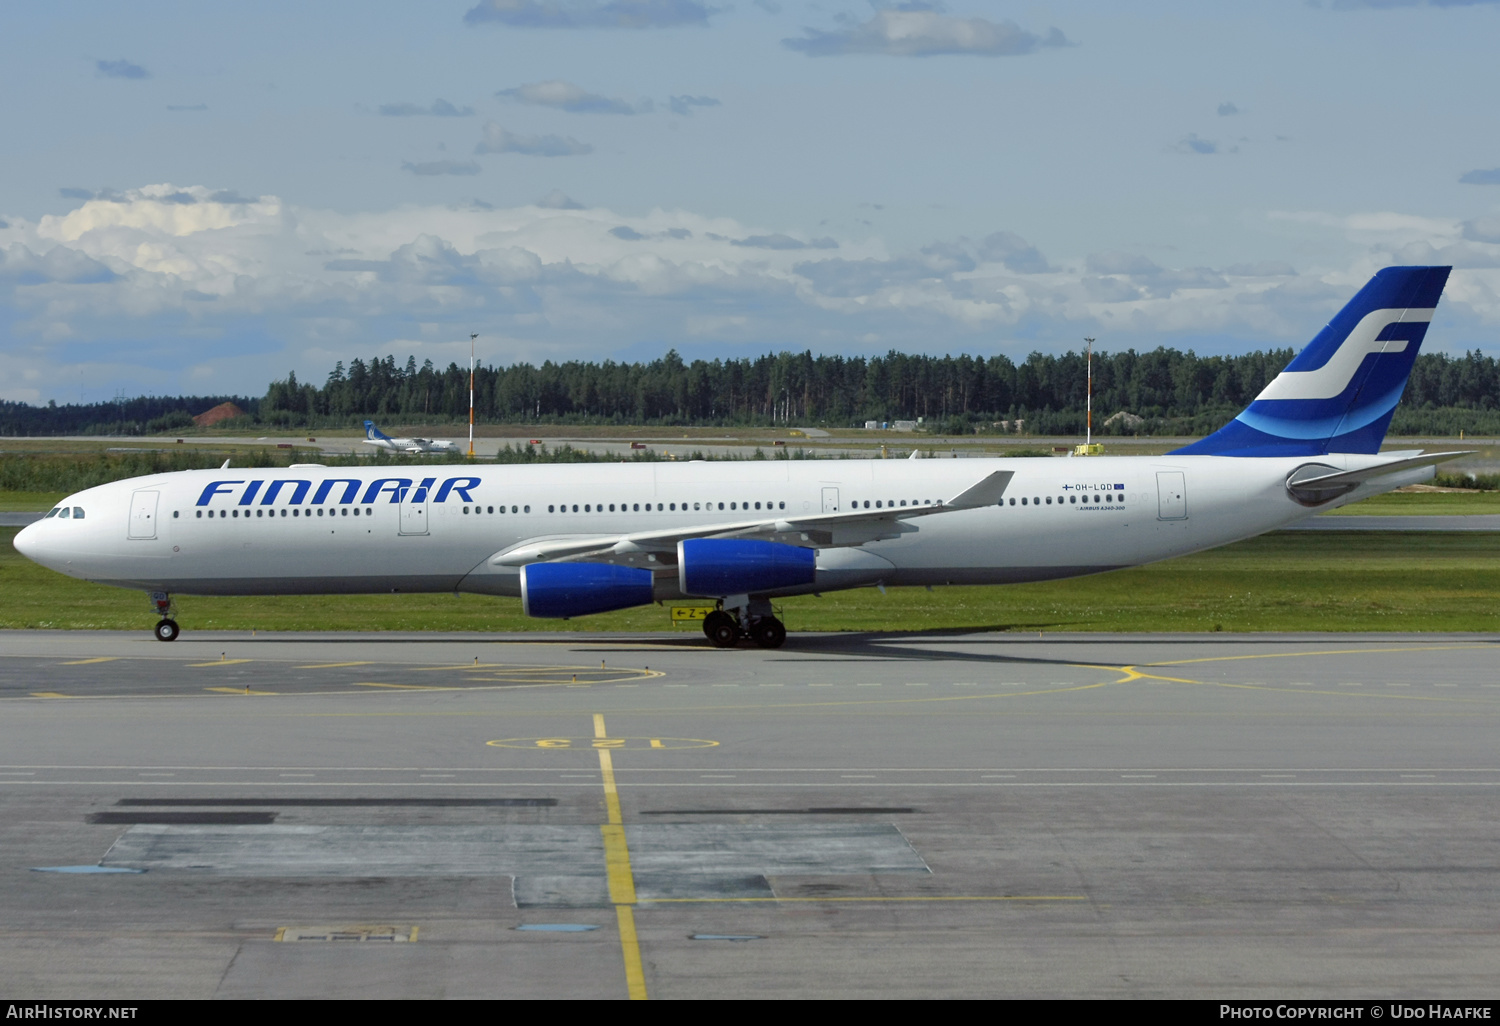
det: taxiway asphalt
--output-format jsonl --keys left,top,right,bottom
{"left": 2, "top": 629, "right": 1498, "bottom": 999}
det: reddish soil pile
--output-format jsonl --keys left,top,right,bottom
{"left": 192, "top": 402, "right": 247, "bottom": 427}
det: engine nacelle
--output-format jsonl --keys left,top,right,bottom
{"left": 678, "top": 539, "right": 816, "bottom": 597}
{"left": 521, "top": 562, "right": 655, "bottom": 619}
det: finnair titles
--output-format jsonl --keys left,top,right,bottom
{"left": 16, "top": 266, "right": 1464, "bottom": 648}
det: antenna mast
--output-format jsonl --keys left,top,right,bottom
{"left": 1084, "top": 337, "right": 1095, "bottom": 448}
{"left": 468, "top": 333, "right": 478, "bottom": 459}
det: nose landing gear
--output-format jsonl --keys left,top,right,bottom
{"left": 149, "top": 591, "right": 179, "bottom": 642}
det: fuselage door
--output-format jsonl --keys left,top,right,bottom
{"left": 821, "top": 487, "right": 840, "bottom": 513}
{"left": 128, "top": 490, "right": 159, "bottom": 540}
{"left": 1156, "top": 471, "right": 1187, "bottom": 520}
{"left": 399, "top": 485, "right": 429, "bottom": 536}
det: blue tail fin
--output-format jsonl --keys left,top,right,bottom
{"left": 1172, "top": 266, "right": 1450, "bottom": 457}
{"left": 364, "top": 420, "right": 390, "bottom": 441}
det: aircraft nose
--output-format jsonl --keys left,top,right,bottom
{"left": 12, "top": 521, "right": 41, "bottom": 561}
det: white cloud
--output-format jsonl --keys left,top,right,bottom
{"left": 4, "top": 185, "right": 1500, "bottom": 401}
{"left": 402, "top": 159, "right": 483, "bottom": 176}
{"left": 379, "top": 99, "right": 476, "bottom": 117}
{"left": 96, "top": 58, "right": 148, "bottom": 79}
{"left": 464, "top": 0, "right": 716, "bottom": 29}
{"left": 475, "top": 122, "right": 593, "bottom": 156}
{"left": 534, "top": 189, "right": 585, "bottom": 209}
{"left": 784, "top": 9, "right": 1070, "bottom": 58}
{"left": 497, "top": 80, "right": 647, "bottom": 114}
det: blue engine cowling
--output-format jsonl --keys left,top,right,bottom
{"left": 678, "top": 539, "right": 816, "bottom": 597}
{"left": 521, "top": 562, "right": 655, "bottom": 619}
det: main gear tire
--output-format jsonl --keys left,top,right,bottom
{"left": 703, "top": 611, "right": 740, "bottom": 648}
{"left": 750, "top": 617, "right": 787, "bottom": 649}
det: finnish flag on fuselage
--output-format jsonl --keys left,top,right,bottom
{"left": 1174, "top": 266, "right": 1450, "bottom": 457}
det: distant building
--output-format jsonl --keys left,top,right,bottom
{"left": 891, "top": 420, "right": 919, "bottom": 432}
{"left": 864, "top": 420, "right": 879, "bottom": 430}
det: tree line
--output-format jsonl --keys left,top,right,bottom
{"left": 3, "top": 347, "right": 1498, "bottom": 436}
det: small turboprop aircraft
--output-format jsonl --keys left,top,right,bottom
{"left": 361, "top": 420, "right": 458, "bottom": 454}
{"left": 15, "top": 267, "right": 1465, "bottom": 648}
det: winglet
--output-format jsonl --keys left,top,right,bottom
{"left": 943, "top": 470, "right": 1012, "bottom": 509}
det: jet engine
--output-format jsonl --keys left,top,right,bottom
{"left": 521, "top": 562, "right": 655, "bottom": 618}
{"left": 678, "top": 539, "right": 816, "bottom": 597}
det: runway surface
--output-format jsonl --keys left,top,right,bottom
{"left": 2, "top": 628, "right": 1499, "bottom": 999}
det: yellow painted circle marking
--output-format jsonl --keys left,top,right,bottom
{"left": 486, "top": 736, "right": 719, "bottom": 750}
{"left": 440, "top": 665, "right": 662, "bottom": 686}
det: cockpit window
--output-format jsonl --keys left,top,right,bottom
{"left": 73, "top": 507, "right": 85, "bottom": 519}
{"left": 44, "top": 507, "right": 60, "bottom": 518}
{"left": 57, "top": 508, "right": 70, "bottom": 519}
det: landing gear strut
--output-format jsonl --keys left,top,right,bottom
{"left": 149, "top": 591, "right": 179, "bottom": 642}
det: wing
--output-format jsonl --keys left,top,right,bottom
{"left": 491, "top": 470, "right": 1013, "bottom": 569}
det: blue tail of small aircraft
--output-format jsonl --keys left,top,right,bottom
{"left": 364, "top": 420, "right": 391, "bottom": 442}
{"left": 1173, "top": 266, "right": 1451, "bottom": 457}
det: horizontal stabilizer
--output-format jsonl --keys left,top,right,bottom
{"left": 1286, "top": 451, "right": 1470, "bottom": 504}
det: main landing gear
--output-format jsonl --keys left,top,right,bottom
{"left": 149, "top": 590, "right": 179, "bottom": 642}
{"left": 702, "top": 606, "right": 787, "bottom": 650}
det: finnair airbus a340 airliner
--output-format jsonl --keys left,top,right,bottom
{"left": 14, "top": 266, "right": 1463, "bottom": 647}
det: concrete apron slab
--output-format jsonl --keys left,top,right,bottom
{"left": 100, "top": 822, "right": 931, "bottom": 907}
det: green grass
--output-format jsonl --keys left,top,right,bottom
{"left": 0, "top": 492, "right": 66, "bottom": 511}
{"left": 1324, "top": 491, "right": 1500, "bottom": 516}
{"left": 5, "top": 527, "right": 1497, "bottom": 634}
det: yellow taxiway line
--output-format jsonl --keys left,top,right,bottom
{"left": 595, "top": 712, "right": 647, "bottom": 1001}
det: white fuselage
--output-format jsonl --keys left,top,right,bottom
{"left": 364, "top": 437, "right": 457, "bottom": 453}
{"left": 14, "top": 453, "right": 1432, "bottom": 603}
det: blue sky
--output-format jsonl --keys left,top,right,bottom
{"left": 2, "top": 0, "right": 1499, "bottom": 404}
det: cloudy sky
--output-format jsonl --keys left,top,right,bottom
{"left": 3, "top": 0, "right": 1499, "bottom": 404}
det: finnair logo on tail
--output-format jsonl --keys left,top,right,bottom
{"left": 1256, "top": 308, "right": 1435, "bottom": 402}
